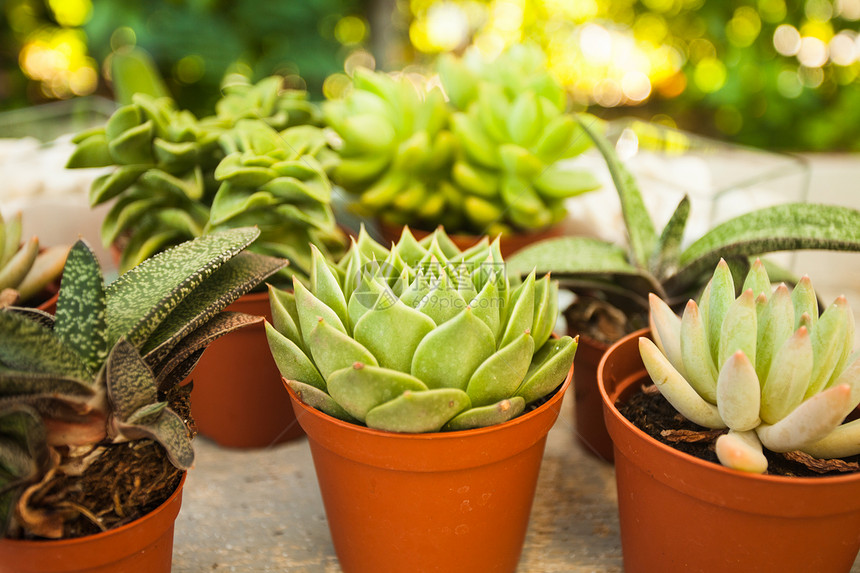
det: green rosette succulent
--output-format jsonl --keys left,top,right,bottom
{"left": 266, "top": 226, "right": 578, "bottom": 433}
{"left": 643, "top": 258, "right": 860, "bottom": 474}
{"left": 0, "top": 211, "right": 69, "bottom": 307}
{"left": 215, "top": 75, "right": 322, "bottom": 131}
{"left": 437, "top": 45, "right": 601, "bottom": 234}
{"left": 0, "top": 227, "right": 286, "bottom": 537}
{"left": 323, "top": 68, "right": 457, "bottom": 230}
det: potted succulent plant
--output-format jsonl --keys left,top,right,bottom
{"left": 0, "top": 227, "right": 285, "bottom": 572}
{"left": 599, "top": 260, "right": 860, "bottom": 572}
{"left": 0, "top": 211, "right": 69, "bottom": 312}
{"left": 507, "top": 119, "right": 860, "bottom": 461}
{"left": 66, "top": 76, "right": 344, "bottom": 448}
{"left": 266, "top": 226, "right": 577, "bottom": 572}
{"left": 323, "top": 45, "right": 600, "bottom": 253}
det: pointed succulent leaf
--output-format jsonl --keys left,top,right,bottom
{"left": 415, "top": 274, "right": 466, "bottom": 326}
{"left": 530, "top": 275, "right": 555, "bottom": 350}
{"left": 761, "top": 326, "right": 813, "bottom": 424}
{"left": 4, "top": 306, "right": 54, "bottom": 329}
{"left": 515, "top": 336, "right": 576, "bottom": 404}
{"left": 411, "top": 308, "right": 496, "bottom": 391}
{"left": 715, "top": 430, "right": 768, "bottom": 474}
{"left": 117, "top": 407, "right": 193, "bottom": 469}
{"left": 287, "top": 379, "right": 357, "bottom": 422}
{"left": 265, "top": 323, "right": 326, "bottom": 391}
{"left": 805, "top": 297, "right": 850, "bottom": 398}
{"left": 364, "top": 388, "right": 471, "bottom": 433}
{"left": 506, "top": 237, "right": 639, "bottom": 278}
{"left": 650, "top": 294, "right": 686, "bottom": 379}
{"left": 141, "top": 252, "right": 285, "bottom": 361}
{"left": 469, "top": 273, "right": 502, "bottom": 340}
{"left": 830, "top": 307, "right": 855, "bottom": 388}
{"left": 307, "top": 319, "right": 378, "bottom": 380}
{"left": 268, "top": 285, "right": 304, "bottom": 349}
{"left": 54, "top": 241, "right": 108, "bottom": 373}
{"left": 650, "top": 196, "right": 690, "bottom": 280}
{"left": 0, "top": 212, "right": 21, "bottom": 269}
{"left": 88, "top": 165, "right": 148, "bottom": 206}
{"left": 716, "top": 351, "right": 761, "bottom": 431}
{"left": 125, "top": 401, "right": 168, "bottom": 426}
{"left": 357, "top": 225, "right": 390, "bottom": 261}
{"left": 106, "top": 227, "right": 261, "bottom": 348}
{"left": 443, "top": 397, "right": 526, "bottom": 431}
{"left": 346, "top": 271, "right": 394, "bottom": 328}
{"left": 791, "top": 276, "right": 818, "bottom": 330}
{"left": 802, "top": 417, "right": 860, "bottom": 459}
{"left": 705, "top": 259, "right": 735, "bottom": 365}
{"left": 354, "top": 300, "right": 435, "bottom": 373}
{"left": 0, "top": 237, "right": 38, "bottom": 292}
{"left": 394, "top": 227, "right": 429, "bottom": 266}
{"left": 500, "top": 272, "right": 535, "bottom": 347}
{"left": 466, "top": 332, "right": 534, "bottom": 407}
{"left": 105, "top": 338, "right": 157, "bottom": 421}
{"left": 0, "top": 311, "right": 91, "bottom": 381}
{"left": 16, "top": 245, "right": 70, "bottom": 303}
{"left": 718, "top": 289, "right": 757, "bottom": 369}
{"left": 294, "top": 279, "right": 347, "bottom": 345}
{"left": 830, "top": 353, "right": 860, "bottom": 418}
{"left": 310, "top": 245, "right": 348, "bottom": 329}
{"left": 327, "top": 363, "right": 428, "bottom": 421}
{"left": 756, "top": 284, "right": 794, "bottom": 382}
{"left": 0, "top": 369, "right": 95, "bottom": 399}
{"left": 741, "top": 259, "right": 771, "bottom": 300}
{"left": 757, "top": 384, "right": 851, "bottom": 452}
{"left": 639, "top": 337, "right": 725, "bottom": 429}
{"left": 680, "top": 300, "right": 718, "bottom": 403}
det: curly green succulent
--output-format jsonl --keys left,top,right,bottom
{"left": 642, "top": 258, "right": 860, "bottom": 473}
{"left": 266, "top": 226, "right": 578, "bottom": 433}
{"left": 215, "top": 74, "right": 322, "bottom": 131}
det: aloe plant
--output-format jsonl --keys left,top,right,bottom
{"left": 0, "top": 211, "right": 69, "bottom": 307}
{"left": 66, "top": 76, "right": 342, "bottom": 281}
{"left": 507, "top": 120, "right": 860, "bottom": 322}
{"left": 0, "top": 227, "right": 285, "bottom": 538}
{"left": 642, "top": 259, "right": 860, "bottom": 473}
{"left": 266, "top": 226, "right": 577, "bottom": 433}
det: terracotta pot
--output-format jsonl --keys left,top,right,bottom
{"left": 285, "top": 366, "right": 573, "bottom": 573}
{"left": 189, "top": 292, "right": 303, "bottom": 448}
{"left": 377, "top": 221, "right": 564, "bottom": 257}
{"left": 599, "top": 328, "right": 860, "bottom": 573}
{"left": 0, "top": 474, "right": 185, "bottom": 573}
{"left": 571, "top": 334, "right": 614, "bottom": 462}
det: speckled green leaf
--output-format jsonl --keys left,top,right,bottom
{"left": 142, "top": 252, "right": 285, "bottom": 361}
{"left": 105, "top": 227, "right": 260, "bottom": 348}
{"left": 306, "top": 319, "right": 378, "bottom": 380}
{"left": 0, "top": 404, "right": 51, "bottom": 534}
{"left": 0, "top": 311, "right": 90, "bottom": 381}
{"left": 443, "top": 397, "right": 525, "bottom": 431}
{"left": 411, "top": 307, "right": 495, "bottom": 391}
{"left": 515, "top": 336, "right": 576, "bottom": 404}
{"left": 117, "top": 407, "right": 193, "bottom": 469}
{"left": 651, "top": 196, "right": 690, "bottom": 281}
{"left": 4, "top": 306, "right": 54, "bottom": 329}
{"left": 0, "top": 368, "right": 94, "bottom": 400}
{"left": 354, "top": 300, "right": 435, "bottom": 373}
{"left": 125, "top": 401, "right": 168, "bottom": 426}
{"left": 365, "top": 388, "right": 471, "bottom": 432}
{"left": 287, "top": 379, "right": 357, "bottom": 422}
{"left": 265, "top": 322, "right": 326, "bottom": 391}
{"left": 505, "top": 237, "right": 641, "bottom": 278}
{"left": 119, "top": 224, "right": 185, "bottom": 274}
{"left": 88, "top": 165, "right": 148, "bottom": 206}
{"left": 466, "top": 332, "right": 534, "bottom": 407}
{"left": 54, "top": 241, "right": 108, "bottom": 373}
{"left": 328, "top": 363, "right": 428, "bottom": 421}
{"left": 105, "top": 338, "right": 157, "bottom": 421}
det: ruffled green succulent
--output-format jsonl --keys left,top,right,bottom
{"left": 0, "top": 227, "right": 285, "bottom": 537}
{"left": 266, "top": 226, "right": 577, "bottom": 433}
{"left": 67, "top": 76, "right": 343, "bottom": 281}
{"left": 323, "top": 68, "right": 457, "bottom": 230}
{"left": 642, "top": 258, "right": 860, "bottom": 474}
{"left": 438, "top": 45, "right": 601, "bottom": 234}
{"left": 0, "top": 211, "right": 69, "bottom": 307}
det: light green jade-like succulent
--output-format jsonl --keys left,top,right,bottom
{"left": 641, "top": 258, "right": 860, "bottom": 474}
{"left": 266, "top": 226, "right": 578, "bottom": 433}
{"left": 0, "top": 211, "right": 69, "bottom": 307}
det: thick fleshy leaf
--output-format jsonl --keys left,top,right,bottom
{"left": 287, "top": 380, "right": 357, "bottom": 422}
{"left": 756, "top": 284, "right": 794, "bottom": 383}
{"left": 117, "top": 407, "right": 193, "bottom": 469}
{"left": 791, "top": 276, "right": 818, "bottom": 330}
{"left": 469, "top": 273, "right": 502, "bottom": 340}
{"left": 716, "top": 351, "right": 761, "bottom": 431}
{"left": 0, "top": 237, "right": 38, "bottom": 292}
{"left": 88, "top": 165, "right": 149, "bottom": 206}
{"left": 506, "top": 237, "right": 638, "bottom": 278}
{"left": 411, "top": 308, "right": 496, "bottom": 391}
{"left": 354, "top": 300, "right": 435, "bottom": 373}
{"left": 680, "top": 300, "right": 717, "bottom": 403}
{"left": 500, "top": 272, "right": 535, "bottom": 347}
{"left": 54, "top": 241, "right": 108, "bottom": 373}
{"left": 16, "top": 246, "right": 70, "bottom": 303}
{"left": 415, "top": 274, "right": 466, "bottom": 326}
{"left": 466, "top": 332, "right": 534, "bottom": 407}
{"left": 715, "top": 430, "right": 768, "bottom": 474}
{"left": 802, "top": 417, "right": 860, "bottom": 459}
{"left": 761, "top": 326, "right": 813, "bottom": 425}
{"left": 269, "top": 285, "right": 303, "bottom": 349}
{"left": 327, "top": 363, "right": 428, "bottom": 421}
{"left": 650, "top": 294, "right": 686, "bottom": 379}
{"left": 757, "top": 384, "right": 851, "bottom": 452}
{"left": 530, "top": 277, "right": 557, "bottom": 350}
{"left": 0, "top": 212, "right": 22, "bottom": 269}
{"left": 105, "top": 338, "right": 157, "bottom": 421}
{"left": 306, "top": 319, "right": 378, "bottom": 380}
{"left": 310, "top": 246, "right": 348, "bottom": 329}
{"left": 106, "top": 227, "right": 260, "bottom": 348}
{"left": 294, "top": 279, "right": 347, "bottom": 345}
{"left": 515, "top": 336, "right": 576, "bottom": 404}
{"left": 265, "top": 323, "right": 325, "bottom": 391}
{"left": 0, "top": 311, "right": 91, "bottom": 381}
{"left": 718, "top": 289, "right": 757, "bottom": 369}
{"left": 364, "top": 388, "right": 471, "bottom": 433}
{"left": 805, "top": 296, "right": 851, "bottom": 398}
{"left": 741, "top": 259, "right": 771, "bottom": 300}
{"left": 704, "top": 259, "right": 735, "bottom": 365}
{"left": 443, "top": 397, "right": 526, "bottom": 431}
{"left": 650, "top": 196, "right": 690, "bottom": 281}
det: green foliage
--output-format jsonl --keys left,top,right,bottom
{"left": 642, "top": 260, "right": 860, "bottom": 473}
{"left": 267, "top": 226, "right": 577, "bottom": 433}
{"left": 0, "top": 228, "right": 285, "bottom": 537}
{"left": 0, "top": 212, "right": 69, "bottom": 307}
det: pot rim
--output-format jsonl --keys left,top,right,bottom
{"left": 2, "top": 472, "right": 186, "bottom": 547}
{"left": 599, "top": 327, "right": 860, "bottom": 487}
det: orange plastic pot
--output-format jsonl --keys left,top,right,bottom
{"left": 0, "top": 474, "right": 185, "bottom": 573}
{"left": 599, "top": 329, "right": 860, "bottom": 573}
{"left": 285, "top": 366, "right": 572, "bottom": 573}
{"left": 377, "top": 221, "right": 564, "bottom": 257}
{"left": 571, "top": 334, "right": 613, "bottom": 462}
{"left": 189, "top": 292, "right": 303, "bottom": 448}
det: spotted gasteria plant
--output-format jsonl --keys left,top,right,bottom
{"left": 0, "top": 211, "right": 68, "bottom": 308}
{"left": 0, "top": 227, "right": 285, "bottom": 537}
{"left": 266, "top": 226, "right": 578, "bottom": 432}
{"left": 642, "top": 259, "right": 860, "bottom": 474}
{"left": 66, "top": 76, "right": 341, "bottom": 281}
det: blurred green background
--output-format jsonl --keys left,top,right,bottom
{"left": 2, "top": 0, "right": 860, "bottom": 150}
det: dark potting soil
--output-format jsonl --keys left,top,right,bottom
{"left": 16, "top": 382, "right": 196, "bottom": 540}
{"left": 618, "top": 384, "right": 860, "bottom": 478}
{"left": 563, "top": 296, "right": 647, "bottom": 345}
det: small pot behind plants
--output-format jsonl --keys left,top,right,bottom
{"left": 285, "top": 367, "right": 572, "bottom": 573}
{"left": 571, "top": 334, "right": 613, "bottom": 462}
{"left": 0, "top": 475, "right": 186, "bottom": 573}
{"left": 599, "top": 329, "right": 860, "bottom": 573}
{"left": 189, "top": 292, "right": 304, "bottom": 448}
